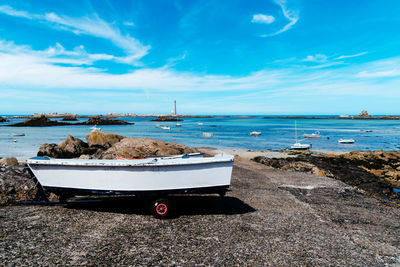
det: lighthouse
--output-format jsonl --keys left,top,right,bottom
{"left": 173, "top": 100, "right": 177, "bottom": 116}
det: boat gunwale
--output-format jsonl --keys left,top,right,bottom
{"left": 26, "top": 154, "right": 234, "bottom": 167}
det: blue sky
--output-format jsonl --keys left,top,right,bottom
{"left": 0, "top": 0, "right": 399, "bottom": 115}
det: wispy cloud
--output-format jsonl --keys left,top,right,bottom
{"left": 357, "top": 69, "right": 400, "bottom": 78}
{"left": 270, "top": 0, "right": 299, "bottom": 36}
{"left": 0, "top": 5, "right": 149, "bottom": 64}
{"left": 336, "top": 52, "right": 368, "bottom": 60}
{"left": 252, "top": 14, "right": 275, "bottom": 24}
{"left": 303, "top": 54, "right": 328, "bottom": 63}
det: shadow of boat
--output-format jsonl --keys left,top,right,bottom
{"left": 64, "top": 195, "right": 256, "bottom": 217}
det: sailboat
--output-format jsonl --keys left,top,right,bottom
{"left": 291, "top": 121, "right": 311, "bottom": 150}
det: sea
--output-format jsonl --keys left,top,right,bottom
{"left": 1, "top": 115, "right": 400, "bottom": 158}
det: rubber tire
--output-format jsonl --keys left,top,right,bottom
{"left": 151, "top": 198, "right": 172, "bottom": 219}
{"left": 218, "top": 191, "right": 226, "bottom": 197}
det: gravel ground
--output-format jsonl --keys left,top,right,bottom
{"left": 1, "top": 157, "right": 399, "bottom": 266}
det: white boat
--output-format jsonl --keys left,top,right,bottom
{"left": 291, "top": 121, "right": 311, "bottom": 150}
{"left": 291, "top": 143, "right": 311, "bottom": 150}
{"left": 160, "top": 126, "right": 171, "bottom": 130}
{"left": 175, "top": 123, "right": 182, "bottom": 127}
{"left": 250, "top": 131, "right": 262, "bottom": 136}
{"left": 10, "top": 133, "right": 25, "bottom": 137}
{"left": 338, "top": 138, "right": 355, "bottom": 144}
{"left": 202, "top": 132, "right": 213, "bottom": 137}
{"left": 303, "top": 131, "right": 320, "bottom": 139}
{"left": 27, "top": 154, "right": 234, "bottom": 218}
{"left": 27, "top": 154, "right": 233, "bottom": 196}
{"left": 197, "top": 122, "right": 203, "bottom": 126}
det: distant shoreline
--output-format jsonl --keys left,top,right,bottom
{"left": 263, "top": 115, "right": 400, "bottom": 120}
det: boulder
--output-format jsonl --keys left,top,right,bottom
{"left": 0, "top": 157, "right": 18, "bottom": 166}
{"left": 38, "top": 135, "right": 98, "bottom": 158}
{"left": 81, "top": 117, "right": 133, "bottom": 125}
{"left": 97, "top": 138, "right": 194, "bottom": 159}
{"left": 58, "top": 135, "right": 89, "bottom": 158}
{"left": 86, "top": 131, "right": 126, "bottom": 149}
{"left": 8, "top": 115, "right": 71, "bottom": 127}
{"left": 0, "top": 116, "right": 9, "bottom": 122}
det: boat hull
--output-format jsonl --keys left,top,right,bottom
{"left": 27, "top": 156, "right": 234, "bottom": 195}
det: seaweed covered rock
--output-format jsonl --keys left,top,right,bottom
{"left": 151, "top": 116, "right": 183, "bottom": 122}
{"left": 82, "top": 117, "right": 133, "bottom": 125}
{"left": 0, "top": 116, "right": 9, "bottom": 122}
{"left": 9, "top": 115, "right": 70, "bottom": 127}
{"left": 97, "top": 138, "right": 194, "bottom": 159}
{"left": 61, "top": 116, "right": 78, "bottom": 121}
{"left": 253, "top": 151, "right": 400, "bottom": 203}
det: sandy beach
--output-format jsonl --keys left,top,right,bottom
{"left": 1, "top": 149, "right": 399, "bottom": 265}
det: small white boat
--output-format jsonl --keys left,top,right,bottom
{"left": 291, "top": 121, "right": 311, "bottom": 150}
{"left": 338, "top": 138, "right": 355, "bottom": 144}
{"left": 175, "top": 123, "right": 182, "bottom": 127}
{"left": 11, "top": 133, "right": 25, "bottom": 137}
{"left": 250, "top": 131, "right": 262, "bottom": 136}
{"left": 90, "top": 125, "right": 101, "bottom": 132}
{"left": 160, "top": 126, "right": 171, "bottom": 130}
{"left": 291, "top": 143, "right": 311, "bottom": 150}
{"left": 303, "top": 131, "right": 320, "bottom": 139}
{"left": 202, "top": 132, "right": 213, "bottom": 137}
{"left": 197, "top": 122, "right": 203, "bottom": 126}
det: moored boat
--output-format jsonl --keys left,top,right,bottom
{"left": 250, "top": 131, "right": 261, "bottom": 136}
{"left": 338, "top": 138, "right": 355, "bottom": 144}
{"left": 291, "top": 121, "right": 311, "bottom": 150}
{"left": 303, "top": 131, "right": 320, "bottom": 138}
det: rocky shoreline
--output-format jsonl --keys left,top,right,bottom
{"left": 253, "top": 150, "right": 400, "bottom": 203}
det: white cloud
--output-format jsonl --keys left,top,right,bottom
{"left": 357, "top": 69, "right": 400, "bottom": 78}
{"left": 336, "top": 52, "right": 368, "bottom": 60}
{"left": 0, "top": 5, "right": 149, "bottom": 64}
{"left": 303, "top": 54, "right": 328, "bottom": 63}
{"left": 252, "top": 14, "right": 275, "bottom": 24}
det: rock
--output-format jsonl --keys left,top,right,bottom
{"left": 0, "top": 116, "right": 9, "bottom": 122}
{"left": 58, "top": 135, "right": 89, "bottom": 158}
{"left": 38, "top": 135, "right": 98, "bottom": 158}
{"left": 81, "top": 117, "right": 133, "bottom": 125}
{"left": 8, "top": 115, "right": 71, "bottom": 127}
{"left": 0, "top": 169, "right": 36, "bottom": 206}
{"left": 151, "top": 116, "right": 183, "bottom": 122}
{"left": 253, "top": 150, "right": 400, "bottom": 203}
{"left": 85, "top": 131, "right": 126, "bottom": 149}
{"left": 97, "top": 138, "right": 194, "bottom": 159}
{"left": 61, "top": 116, "right": 78, "bottom": 121}
{"left": 0, "top": 157, "right": 18, "bottom": 166}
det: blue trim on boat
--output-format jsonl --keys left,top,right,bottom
{"left": 29, "top": 156, "right": 50, "bottom": 160}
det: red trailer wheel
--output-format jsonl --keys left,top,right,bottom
{"left": 151, "top": 198, "right": 172, "bottom": 219}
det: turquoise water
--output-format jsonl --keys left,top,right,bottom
{"left": 1, "top": 116, "right": 400, "bottom": 157}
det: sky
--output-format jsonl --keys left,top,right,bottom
{"left": 0, "top": 0, "right": 399, "bottom": 115}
